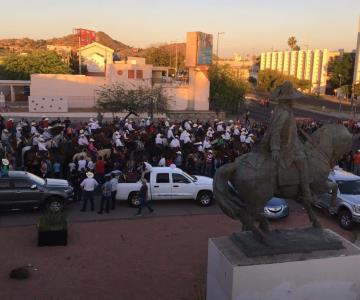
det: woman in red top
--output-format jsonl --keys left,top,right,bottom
{"left": 95, "top": 156, "right": 105, "bottom": 182}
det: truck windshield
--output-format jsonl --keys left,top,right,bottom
{"left": 337, "top": 180, "right": 360, "bottom": 195}
{"left": 28, "top": 173, "right": 46, "bottom": 186}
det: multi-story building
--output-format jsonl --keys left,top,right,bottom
{"left": 260, "top": 48, "right": 340, "bottom": 94}
{"left": 218, "top": 55, "right": 255, "bottom": 81}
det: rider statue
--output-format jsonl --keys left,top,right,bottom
{"left": 260, "top": 81, "right": 313, "bottom": 204}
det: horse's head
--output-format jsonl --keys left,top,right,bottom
{"left": 311, "top": 124, "right": 352, "bottom": 162}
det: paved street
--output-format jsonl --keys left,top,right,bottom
{"left": 0, "top": 197, "right": 223, "bottom": 227}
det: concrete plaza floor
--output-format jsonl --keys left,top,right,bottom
{"left": 0, "top": 210, "right": 356, "bottom": 300}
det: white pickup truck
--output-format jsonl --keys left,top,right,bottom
{"left": 115, "top": 167, "right": 213, "bottom": 207}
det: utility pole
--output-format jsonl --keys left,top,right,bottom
{"left": 175, "top": 42, "right": 178, "bottom": 79}
{"left": 338, "top": 74, "right": 342, "bottom": 112}
{"left": 216, "top": 32, "right": 225, "bottom": 64}
{"left": 170, "top": 40, "right": 177, "bottom": 78}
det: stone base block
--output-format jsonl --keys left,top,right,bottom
{"left": 207, "top": 229, "right": 360, "bottom": 300}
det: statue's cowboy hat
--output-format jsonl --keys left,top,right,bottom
{"left": 86, "top": 171, "right": 94, "bottom": 178}
{"left": 2, "top": 158, "right": 9, "bottom": 166}
{"left": 270, "top": 81, "right": 304, "bottom": 101}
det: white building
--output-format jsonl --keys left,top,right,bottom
{"left": 28, "top": 42, "right": 210, "bottom": 113}
{"left": 260, "top": 49, "right": 339, "bottom": 94}
{"left": 79, "top": 42, "right": 114, "bottom": 74}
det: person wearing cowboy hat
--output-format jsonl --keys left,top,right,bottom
{"left": 174, "top": 151, "right": 182, "bottom": 168}
{"left": 260, "top": 81, "right": 313, "bottom": 209}
{"left": 1, "top": 158, "right": 9, "bottom": 177}
{"left": 80, "top": 171, "right": 99, "bottom": 212}
{"left": 30, "top": 121, "right": 38, "bottom": 135}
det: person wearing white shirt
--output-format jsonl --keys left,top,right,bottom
{"left": 109, "top": 173, "right": 118, "bottom": 210}
{"left": 206, "top": 130, "right": 213, "bottom": 139}
{"left": 216, "top": 122, "right": 224, "bottom": 132}
{"left": 32, "top": 135, "right": 40, "bottom": 146}
{"left": 224, "top": 131, "right": 231, "bottom": 141}
{"left": 78, "top": 157, "right": 87, "bottom": 171}
{"left": 184, "top": 121, "right": 192, "bottom": 131}
{"left": 80, "top": 172, "right": 98, "bottom": 211}
{"left": 155, "top": 133, "right": 163, "bottom": 145}
{"left": 68, "top": 161, "right": 76, "bottom": 173}
{"left": 158, "top": 156, "right": 166, "bottom": 167}
{"left": 115, "top": 137, "right": 124, "bottom": 148}
{"left": 78, "top": 134, "right": 89, "bottom": 146}
{"left": 146, "top": 118, "right": 151, "bottom": 126}
{"left": 42, "top": 129, "right": 52, "bottom": 140}
{"left": 38, "top": 139, "right": 47, "bottom": 152}
{"left": 170, "top": 137, "right": 180, "bottom": 148}
{"left": 233, "top": 127, "right": 240, "bottom": 136}
{"left": 127, "top": 123, "right": 134, "bottom": 131}
{"left": 179, "top": 130, "right": 188, "bottom": 142}
{"left": 203, "top": 138, "right": 211, "bottom": 149}
{"left": 167, "top": 126, "right": 175, "bottom": 140}
{"left": 183, "top": 132, "right": 192, "bottom": 144}
{"left": 87, "top": 160, "right": 95, "bottom": 171}
{"left": 16, "top": 127, "right": 22, "bottom": 140}
{"left": 30, "top": 123, "right": 38, "bottom": 135}
{"left": 240, "top": 134, "right": 246, "bottom": 143}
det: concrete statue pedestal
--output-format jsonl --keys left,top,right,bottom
{"left": 207, "top": 228, "right": 360, "bottom": 300}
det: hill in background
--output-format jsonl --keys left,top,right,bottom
{"left": 0, "top": 31, "right": 186, "bottom": 59}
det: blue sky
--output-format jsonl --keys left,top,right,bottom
{"left": 1, "top": 0, "right": 359, "bottom": 57}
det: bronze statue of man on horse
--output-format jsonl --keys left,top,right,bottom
{"left": 214, "top": 81, "right": 353, "bottom": 242}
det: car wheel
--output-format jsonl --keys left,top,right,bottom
{"left": 338, "top": 209, "right": 353, "bottom": 230}
{"left": 46, "top": 197, "right": 64, "bottom": 213}
{"left": 128, "top": 192, "right": 140, "bottom": 207}
{"left": 197, "top": 191, "right": 213, "bottom": 207}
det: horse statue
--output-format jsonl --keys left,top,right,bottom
{"left": 213, "top": 124, "right": 352, "bottom": 243}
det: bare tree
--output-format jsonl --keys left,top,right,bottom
{"left": 96, "top": 83, "right": 170, "bottom": 120}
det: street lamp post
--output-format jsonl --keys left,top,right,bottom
{"left": 338, "top": 74, "right": 342, "bottom": 112}
{"left": 216, "top": 32, "right": 225, "bottom": 64}
{"left": 170, "top": 40, "right": 178, "bottom": 78}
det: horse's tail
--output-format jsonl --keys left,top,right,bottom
{"left": 213, "top": 161, "right": 246, "bottom": 220}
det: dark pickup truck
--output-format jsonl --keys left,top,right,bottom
{"left": 0, "top": 171, "right": 74, "bottom": 213}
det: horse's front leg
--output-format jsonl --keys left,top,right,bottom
{"left": 302, "top": 187, "right": 322, "bottom": 228}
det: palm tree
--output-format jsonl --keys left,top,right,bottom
{"left": 288, "top": 36, "right": 298, "bottom": 50}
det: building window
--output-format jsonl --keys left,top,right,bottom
{"left": 136, "top": 70, "right": 143, "bottom": 79}
{"left": 128, "top": 70, "right": 135, "bottom": 79}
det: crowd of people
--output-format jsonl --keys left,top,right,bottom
{"left": 0, "top": 112, "right": 359, "bottom": 213}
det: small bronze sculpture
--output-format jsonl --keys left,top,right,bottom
{"left": 214, "top": 81, "right": 352, "bottom": 243}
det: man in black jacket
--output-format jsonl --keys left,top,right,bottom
{"left": 135, "top": 178, "right": 154, "bottom": 216}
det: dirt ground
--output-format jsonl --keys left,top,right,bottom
{"left": 0, "top": 211, "right": 356, "bottom": 300}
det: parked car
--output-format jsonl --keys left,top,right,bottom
{"left": 228, "top": 181, "right": 289, "bottom": 219}
{"left": 316, "top": 167, "right": 360, "bottom": 230}
{"left": 264, "top": 197, "right": 289, "bottom": 219}
{"left": 116, "top": 167, "right": 213, "bottom": 207}
{"left": 0, "top": 171, "right": 74, "bottom": 213}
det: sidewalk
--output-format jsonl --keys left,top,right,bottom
{"left": 0, "top": 213, "right": 356, "bottom": 300}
